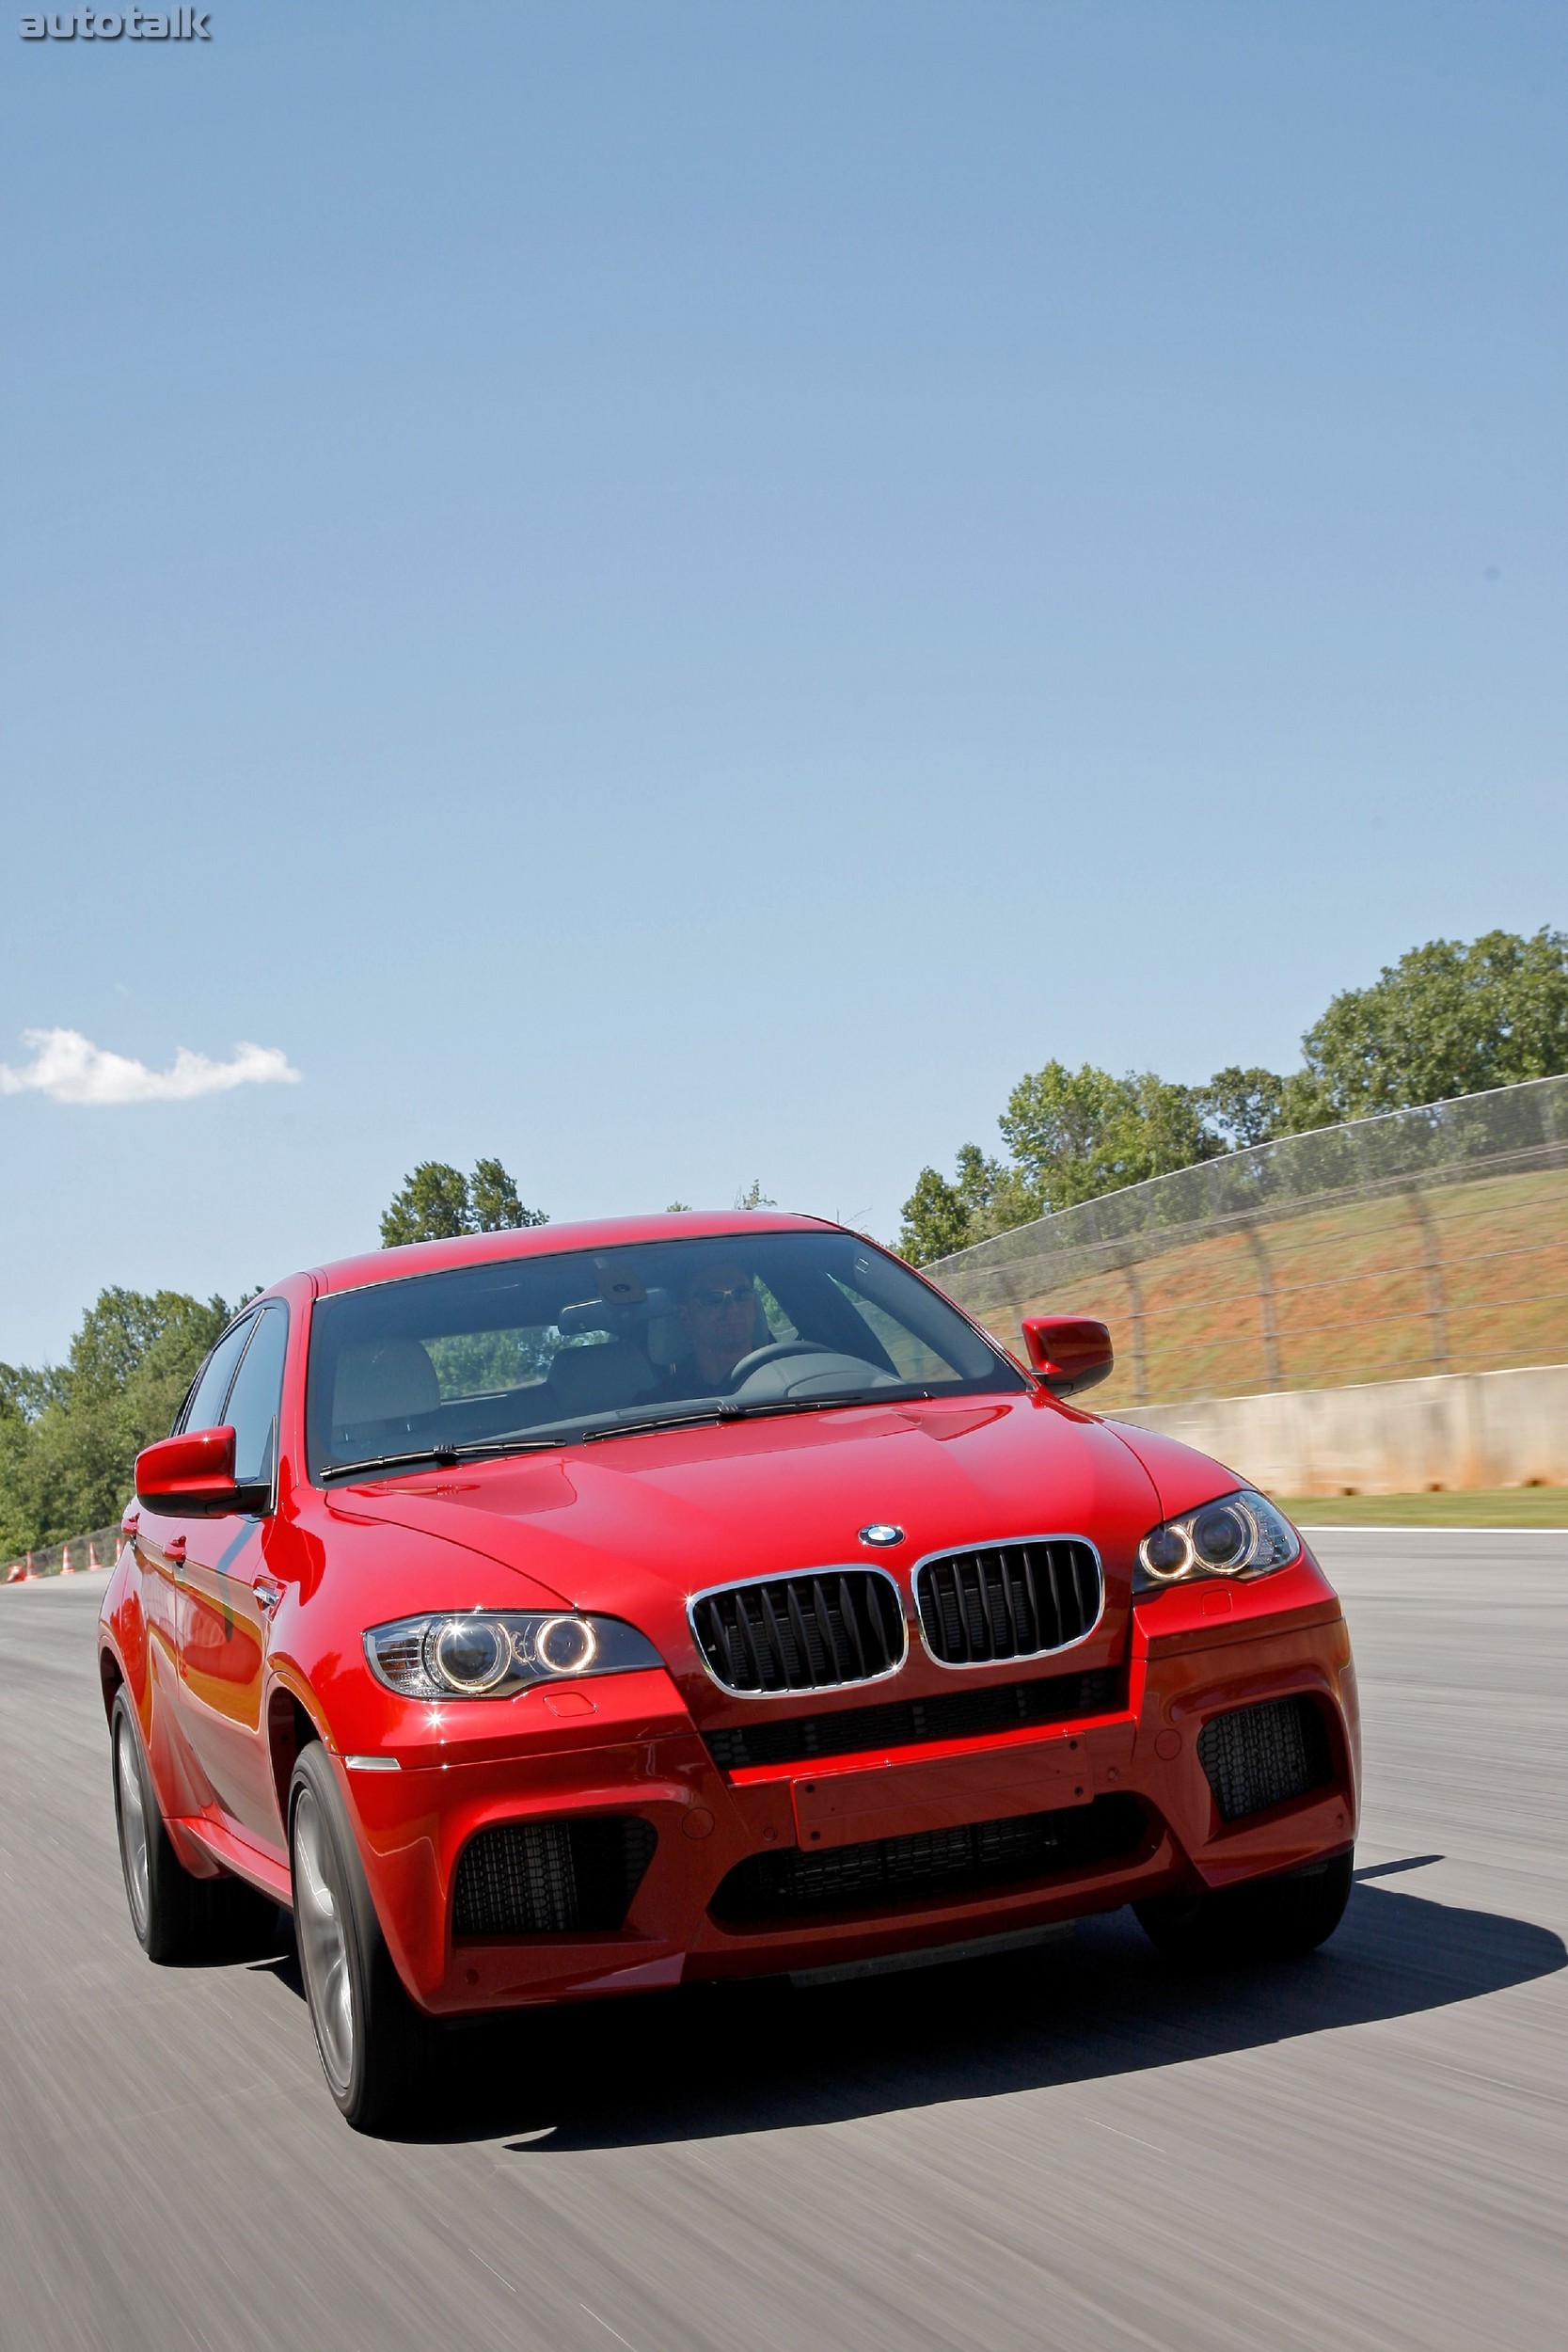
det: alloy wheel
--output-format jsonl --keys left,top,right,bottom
{"left": 115, "top": 1713, "right": 150, "bottom": 1941}
{"left": 293, "top": 1786, "right": 356, "bottom": 2096}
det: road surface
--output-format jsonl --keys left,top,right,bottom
{"left": 2, "top": 1531, "right": 1563, "bottom": 2352}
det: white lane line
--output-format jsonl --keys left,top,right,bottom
{"left": 581, "top": 2308, "right": 641, "bottom": 2351}
{"left": 467, "top": 2247, "right": 517, "bottom": 2294}
{"left": 1087, "top": 2120, "right": 1168, "bottom": 2153}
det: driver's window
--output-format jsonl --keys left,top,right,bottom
{"left": 224, "top": 1306, "right": 290, "bottom": 1488}
{"left": 179, "top": 1316, "right": 256, "bottom": 1434}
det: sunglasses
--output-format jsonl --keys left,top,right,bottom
{"left": 690, "top": 1282, "right": 754, "bottom": 1311}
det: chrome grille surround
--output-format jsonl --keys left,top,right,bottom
{"left": 912, "top": 1534, "right": 1104, "bottom": 1669}
{"left": 687, "top": 1565, "right": 908, "bottom": 1698}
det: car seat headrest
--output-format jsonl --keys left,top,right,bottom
{"left": 332, "top": 1338, "right": 439, "bottom": 1427}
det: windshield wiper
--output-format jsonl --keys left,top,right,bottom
{"left": 321, "top": 1447, "right": 462, "bottom": 1482}
{"left": 322, "top": 1387, "right": 937, "bottom": 1479}
{"left": 580, "top": 1389, "right": 932, "bottom": 1444}
{"left": 320, "top": 1437, "right": 566, "bottom": 1482}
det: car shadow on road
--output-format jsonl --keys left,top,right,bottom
{"left": 364, "top": 1868, "right": 1566, "bottom": 2151}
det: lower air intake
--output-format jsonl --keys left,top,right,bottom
{"left": 1197, "top": 1696, "right": 1332, "bottom": 1823}
{"left": 705, "top": 1665, "right": 1127, "bottom": 1773}
{"left": 453, "top": 1815, "right": 657, "bottom": 1937}
{"left": 712, "top": 1794, "right": 1146, "bottom": 1925}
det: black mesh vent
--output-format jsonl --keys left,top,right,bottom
{"left": 916, "top": 1542, "right": 1101, "bottom": 1665}
{"left": 691, "top": 1570, "right": 906, "bottom": 1694}
{"left": 712, "top": 1794, "right": 1146, "bottom": 1924}
{"left": 453, "top": 1816, "right": 657, "bottom": 1937}
{"left": 1197, "top": 1697, "right": 1332, "bottom": 1823}
{"left": 705, "top": 1665, "right": 1128, "bottom": 1773}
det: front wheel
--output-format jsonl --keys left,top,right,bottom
{"left": 110, "top": 1688, "right": 278, "bottom": 1964}
{"left": 1134, "top": 1849, "right": 1354, "bottom": 1967}
{"left": 289, "top": 1742, "right": 439, "bottom": 2133}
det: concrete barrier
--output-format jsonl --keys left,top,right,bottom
{"left": 1108, "top": 1361, "right": 1568, "bottom": 1496}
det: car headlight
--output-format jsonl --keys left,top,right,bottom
{"left": 364, "top": 1612, "right": 662, "bottom": 1698}
{"left": 1135, "top": 1489, "right": 1300, "bottom": 1592}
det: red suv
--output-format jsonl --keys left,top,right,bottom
{"left": 101, "top": 1213, "right": 1360, "bottom": 2130}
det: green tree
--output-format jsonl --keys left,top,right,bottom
{"left": 999, "top": 1061, "right": 1215, "bottom": 1210}
{"left": 380, "top": 1162, "right": 473, "bottom": 1245}
{"left": 896, "top": 1145, "right": 1027, "bottom": 1264}
{"left": 469, "top": 1157, "right": 545, "bottom": 1232}
{"left": 1302, "top": 928, "right": 1568, "bottom": 1116}
{"left": 1, "top": 1360, "right": 55, "bottom": 1423}
{"left": 380, "top": 1158, "right": 546, "bottom": 1247}
{"left": 1197, "top": 1066, "right": 1289, "bottom": 1151}
{"left": 1276, "top": 1068, "right": 1339, "bottom": 1135}
{"left": 901, "top": 1064, "right": 1222, "bottom": 1263}
{"left": 0, "top": 1288, "right": 234, "bottom": 1555}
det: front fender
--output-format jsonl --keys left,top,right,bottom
{"left": 98, "top": 1547, "right": 149, "bottom": 1724}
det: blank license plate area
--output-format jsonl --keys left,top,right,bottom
{"left": 791, "top": 1736, "right": 1092, "bottom": 1851}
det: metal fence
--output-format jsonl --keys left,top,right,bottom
{"left": 930, "top": 1074, "right": 1568, "bottom": 1410}
{"left": 4, "top": 1523, "right": 121, "bottom": 1583}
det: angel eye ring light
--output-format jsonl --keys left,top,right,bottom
{"left": 1135, "top": 1489, "right": 1300, "bottom": 1589}
{"left": 366, "top": 1610, "right": 657, "bottom": 1698}
{"left": 428, "top": 1616, "right": 515, "bottom": 1693}
{"left": 533, "top": 1614, "right": 598, "bottom": 1674}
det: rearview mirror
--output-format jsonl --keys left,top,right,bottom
{"left": 135, "top": 1426, "right": 272, "bottom": 1518}
{"left": 1021, "top": 1316, "right": 1114, "bottom": 1399}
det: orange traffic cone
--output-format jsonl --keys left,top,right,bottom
{"left": 60, "top": 1544, "right": 74, "bottom": 1577}
{"left": 88, "top": 1541, "right": 102, "bottom": 1571}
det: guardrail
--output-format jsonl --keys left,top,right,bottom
{"left": 5, "top": 1523, "right": 122, "bottom": 1583}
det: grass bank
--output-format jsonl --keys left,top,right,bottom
{"left": 1275, "top": 1486, "right": 1568, "bottom": 1528}
{"left": 974, "top": 1163, "right": 1568, "bottom": 1408}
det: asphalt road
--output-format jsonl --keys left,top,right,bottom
{"left": 2, "top": 1532, "right": 1564, "bottom": 2352}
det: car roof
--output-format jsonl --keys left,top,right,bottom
{"left": 309, "top": 1210, "right": 844, "bottom": 1297}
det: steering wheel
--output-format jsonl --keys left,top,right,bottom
{"left": 725, "top": 1340, "right": 839, "bottom": 1384}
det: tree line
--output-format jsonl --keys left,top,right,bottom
{"left": 896, "top": 928, "right": 1568, "bottom": 1263}
{"left": 1, "top": 1288, "right": 242, "bottom": 1557}
{"left": 0, "top": 1153, "right": 545, "bottom": 1555}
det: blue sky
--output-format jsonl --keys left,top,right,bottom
{"left": 2, "top": 1, "right": 1563, "bottom": 1364}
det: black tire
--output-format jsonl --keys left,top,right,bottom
{"left": 288, "top": 1741, "right": 440, "bottom": 2133}
{"left": 110, "top": 1687, "right": 280, "bottom": 1965}
{"left": 1134, "top": 1848, "right": 1354, "bottom": 1967}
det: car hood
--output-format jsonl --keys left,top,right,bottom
{"left": 323, "top": 1394, "right": 1241, "bottom": 1710}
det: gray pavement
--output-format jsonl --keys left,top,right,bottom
{"left": 1, "top": 1533, "right": 1564, "bottom": 2352}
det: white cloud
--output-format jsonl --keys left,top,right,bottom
{"left": 0, "top": 1028, "right": 302, "bottom": 1106}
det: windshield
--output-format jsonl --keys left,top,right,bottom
{"left": 305, "top": 1230, "right": 1024, "bottom": 1482}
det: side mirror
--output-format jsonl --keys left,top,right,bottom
{"left": 135, "top": 1426, "right": 271, "bottom": 1518}
{"left": 1021, "top": 1316, "right": 1115, "bottom": 1399}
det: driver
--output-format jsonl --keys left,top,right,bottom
{"left": 672, "top": 1261, "right": 767, "bottom": 1395}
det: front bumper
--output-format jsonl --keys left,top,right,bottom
{"left": 341, "top": 1564, "right": 1360, "bottom": 2015}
